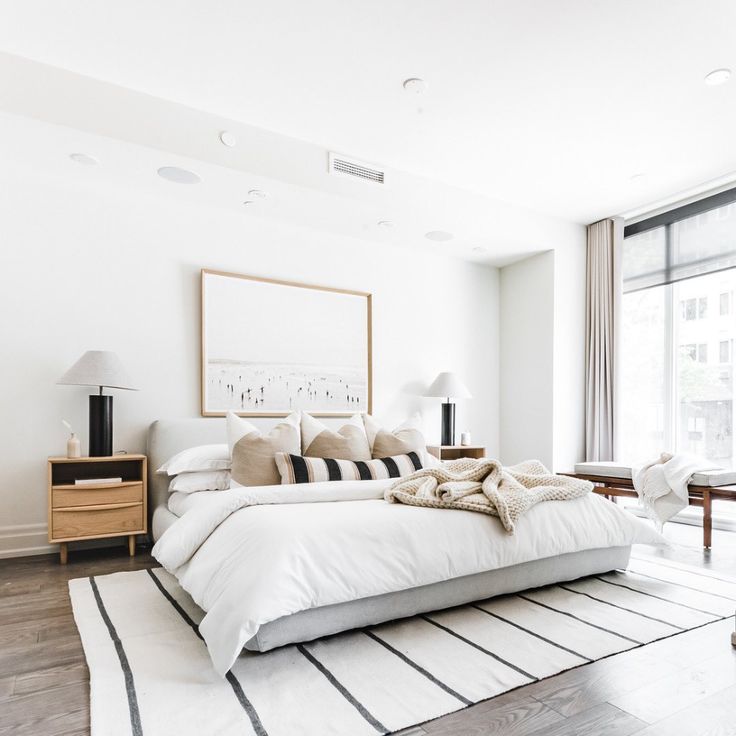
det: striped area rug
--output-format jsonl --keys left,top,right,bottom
{"left": 68, "top": 555, "right": 736, "bottom": 736}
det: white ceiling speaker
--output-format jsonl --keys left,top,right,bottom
{"left": 219, "top": 131, "right": 237, "bottom": 147}
{"left": 69, "top": 152, "right": 99, "bottom": 166}
{"left": 704, "top": 68, "right": 732, "bottom": 86}
{"left": 403, "top": 78, "right": 428, "bottom": 95}
{"left": 157, "top": 166, "right": 201, "bottom": 184}
{"left": 248, "top": 189, "right": 267, "bottom": 199}
{"left": 425, "top": 230, "right": 454, "bottom": 242}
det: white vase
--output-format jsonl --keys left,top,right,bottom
{"left": 67, "top": 433, "right": 81, "bottom": 459}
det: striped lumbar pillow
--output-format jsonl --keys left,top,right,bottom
{"left": 274, "top": 451, "right": 423, "bottom": 484}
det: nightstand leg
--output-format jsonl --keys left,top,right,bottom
{"left": 128, "top": 535, "right": 136, "bottom": 557}
{"left": 59, "top": 543, "right": 68, "bottom": 565}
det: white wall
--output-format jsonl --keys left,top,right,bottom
{"left": 499, "top": 252, "right": 555, "bottom": 468}
{"left": 499, "top": 234, "right": 587, "bottom": 471}
{"left": 552, "top": 241, "right": 587, "bottom": 471}
{"left": 0, "top": 167, "right": 500, "bottom": 557}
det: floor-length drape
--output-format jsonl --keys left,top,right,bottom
{"left": 585, "top": 217, "right": 623, "bottom": 461}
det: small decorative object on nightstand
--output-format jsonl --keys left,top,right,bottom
{"left": 424, "top": 372, "right": 472, "bottom": 446}
{"left": 48, "top": 454, "right": 147, "bottom": 564}
{"left": 427, "top": 445, "right": 486, "bottom": 461}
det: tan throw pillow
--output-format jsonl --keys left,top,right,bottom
{"left": 363, "top": 413, "right": 426, "bottom": 459}
{"left": 300, "top": 412, "right": 371, "bottom": 460}
{"left": 227, "top": 411, "right": 301, "bottom": 487}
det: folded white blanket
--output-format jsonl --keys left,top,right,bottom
{"left": 632, "top": 452, "right": 706, "bottom": 528}
{"left": 385, "top": 458, "right": 593, "bottom": 533}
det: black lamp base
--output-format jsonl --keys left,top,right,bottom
{"left": 89, "top": 395, "right": 113, "bottom": 457}
{"left": 441, "top": 402, "right": 455, "bottom": 446}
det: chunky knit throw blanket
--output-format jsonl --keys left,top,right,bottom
{"left": 385, "top": 458, "right": 593, "bottom": 533}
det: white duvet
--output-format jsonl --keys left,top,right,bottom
{"left": 152, "top": 479, "right": 663, "bottom": 676}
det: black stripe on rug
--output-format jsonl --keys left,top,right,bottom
{"left": 595, "top": 575, "right": 723, "bottom": 617}
{"left": 557, "top": 584, "right": 687, "bottom": 630}
{"left": 517, "top": 593, "right": 642, "bottom": 644}
{"left": 471, "top": 604, "right": 593, "bottom": 662}
{"left": 626, "top": 569, "right": 736, "bottom": 603}
{"left": 364, "top": 630, "right": 472, "bottom": 706}
{"left": 296, "top": 644, "right": 388, "bottom": 734}
{"left": 420, "top": 615, "right": 537, "bottom": 681}
{"left": 89, "top": 576, "right": 143, "bottom": 736}
{"left": 144, "top": 569, "right": 268, "bottom": 736}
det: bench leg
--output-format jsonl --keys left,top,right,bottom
{"left": 703, "top": 491, "right": 712, "bottom": 549}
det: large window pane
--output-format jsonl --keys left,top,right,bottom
{"left": 618, "top": 286, "right": 667, "bottom": 464}
{"left": 673, "top": 270, "right": 735, "bottom": 467}
{"left": 619, "top": 268, "right": 735, "bottom": 469}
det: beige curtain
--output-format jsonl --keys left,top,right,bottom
{"left": 585, "top": 218, "right": 623, "bottom": 461}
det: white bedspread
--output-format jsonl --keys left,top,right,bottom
{"left": 152, "top": 479, "right": 663, "bottom": 676}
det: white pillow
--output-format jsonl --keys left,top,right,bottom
{"left": 168, "top": 469, "right": 231, "bottom": 493}
{"left": 157, "top": 444, "right": 230, "bottom": 475}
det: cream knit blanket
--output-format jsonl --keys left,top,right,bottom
{"left": 385, "top": 458, "right": 593, "bottom": 533}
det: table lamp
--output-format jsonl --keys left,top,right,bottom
{"left": 424, "top": 372, "right": 472, "bottom": 446}
{"left": 58, "top": 351, "right": 138, "bottom": 456}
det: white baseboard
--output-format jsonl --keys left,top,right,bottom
{"left": 0, "top": 522, "right": 54, "bottom": 559}
{"left": 0, "top": 522, "right": 145, "bottom": 559}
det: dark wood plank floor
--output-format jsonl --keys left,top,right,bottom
{"left": 0, "top": 524, "right": 734, "bottom": 736}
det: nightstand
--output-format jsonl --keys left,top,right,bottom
{"left": 427, "top": 445, "right": 486, "bottom": 461}
{"left": 47, "top": 454, "right": 147, "bottom": 564}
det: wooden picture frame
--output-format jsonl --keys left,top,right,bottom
{"left": 201, "top": 269, "right": 372, "bottom": 417}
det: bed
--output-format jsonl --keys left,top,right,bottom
{"left": 148, "top": 418, "right": 663, "bottom": 676}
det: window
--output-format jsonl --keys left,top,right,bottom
{"left": 619, "top": 189, "right": 736, "bottom": 470}
{"left": 722, "top": 340, "right": 733, "bottom": 364}
{"left": 720, "top": 292, "right": 731, "bottom": 316}
{"left": 680, "top": 297, "right": 708, "bottom": 320}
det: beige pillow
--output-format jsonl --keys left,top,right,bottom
{"left": 363, "top": 413, "right": 426, "bottom": 459}
{"left": 227, "top": 411, "right": 301, "bottom": 487}
{"left": 301, "top": 412, "right": 371, "bottom": 460}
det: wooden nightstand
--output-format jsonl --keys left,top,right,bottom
{"left": 427, "top": 445, "right": 486, "bottom": 461}
{"left": 48, "top": 454, "right": 147, "bottom": 564}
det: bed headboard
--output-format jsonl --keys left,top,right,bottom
{"left": 146, "top": 418, "right": 227, "bottom": 525}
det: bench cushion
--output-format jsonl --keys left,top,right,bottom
{"left": 574, "top": 461, "right": 736, "bottom": 487}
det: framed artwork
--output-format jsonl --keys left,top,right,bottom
{"left": 201, "top": 269, "right": 372, "bottom": 416}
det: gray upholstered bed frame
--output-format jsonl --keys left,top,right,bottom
{"left": 147, "top": 419, "right": 631, "bottom": 652}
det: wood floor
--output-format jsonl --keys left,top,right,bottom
{"left": 1, "top": 524, "right": 735, "bottom": 736}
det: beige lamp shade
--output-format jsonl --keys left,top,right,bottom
{"left": 424, "top": 372, "right": 472, "bottom": 400}
{"left": 58, "top": 350, "right": 138, "bottom": 391}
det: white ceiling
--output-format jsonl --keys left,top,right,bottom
{"left": 0, "top": 0, "right": 735, "bottom": 259}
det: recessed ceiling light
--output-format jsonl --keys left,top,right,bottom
{"left": 425, "top": 230, "right": 453, "bottom": 242}
{"left": 219, "top": 131, "right": 237, "bottom": 147}
{"left": 629, "top": 173, "right": 646, "bottom": 182}
{"left": 472, "top": 246, "right": 488, "bottom": 254}
{"left": 69, "top": 152, "right": 99, "bottom": 166}
{"left": 248, "top": 189, "right": 267, "bottom": 199}
{"left": 157, "top": 166, "right": 201, "bottom": 184}
{"left": 242, "top": 200, "right": 255, "bottom": 206}
{"left": 377, "top": 220, "right": 395, "bottom": 228}
{"left": 403, "top": 78, "right": 428, "bottom": 95}
{"left": 704, "top": 68, "right": 732, "bottom": 86}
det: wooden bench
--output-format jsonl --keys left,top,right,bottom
{"left": 561, "top": 472, "right": 736, "bottom": 549}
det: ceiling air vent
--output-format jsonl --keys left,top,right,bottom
{"left": 329, "top": 152, "right": 386, "bottom": 185}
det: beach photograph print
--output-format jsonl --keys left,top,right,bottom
{"left": 201, "top": 270, "right": 372, "bottom": 416}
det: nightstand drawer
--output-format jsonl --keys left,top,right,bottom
{"left": 51, "top": 503, "right": 143, "bottom": 540}
{"left": 52, "top": 482, "right": 144, "bottom": 509}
